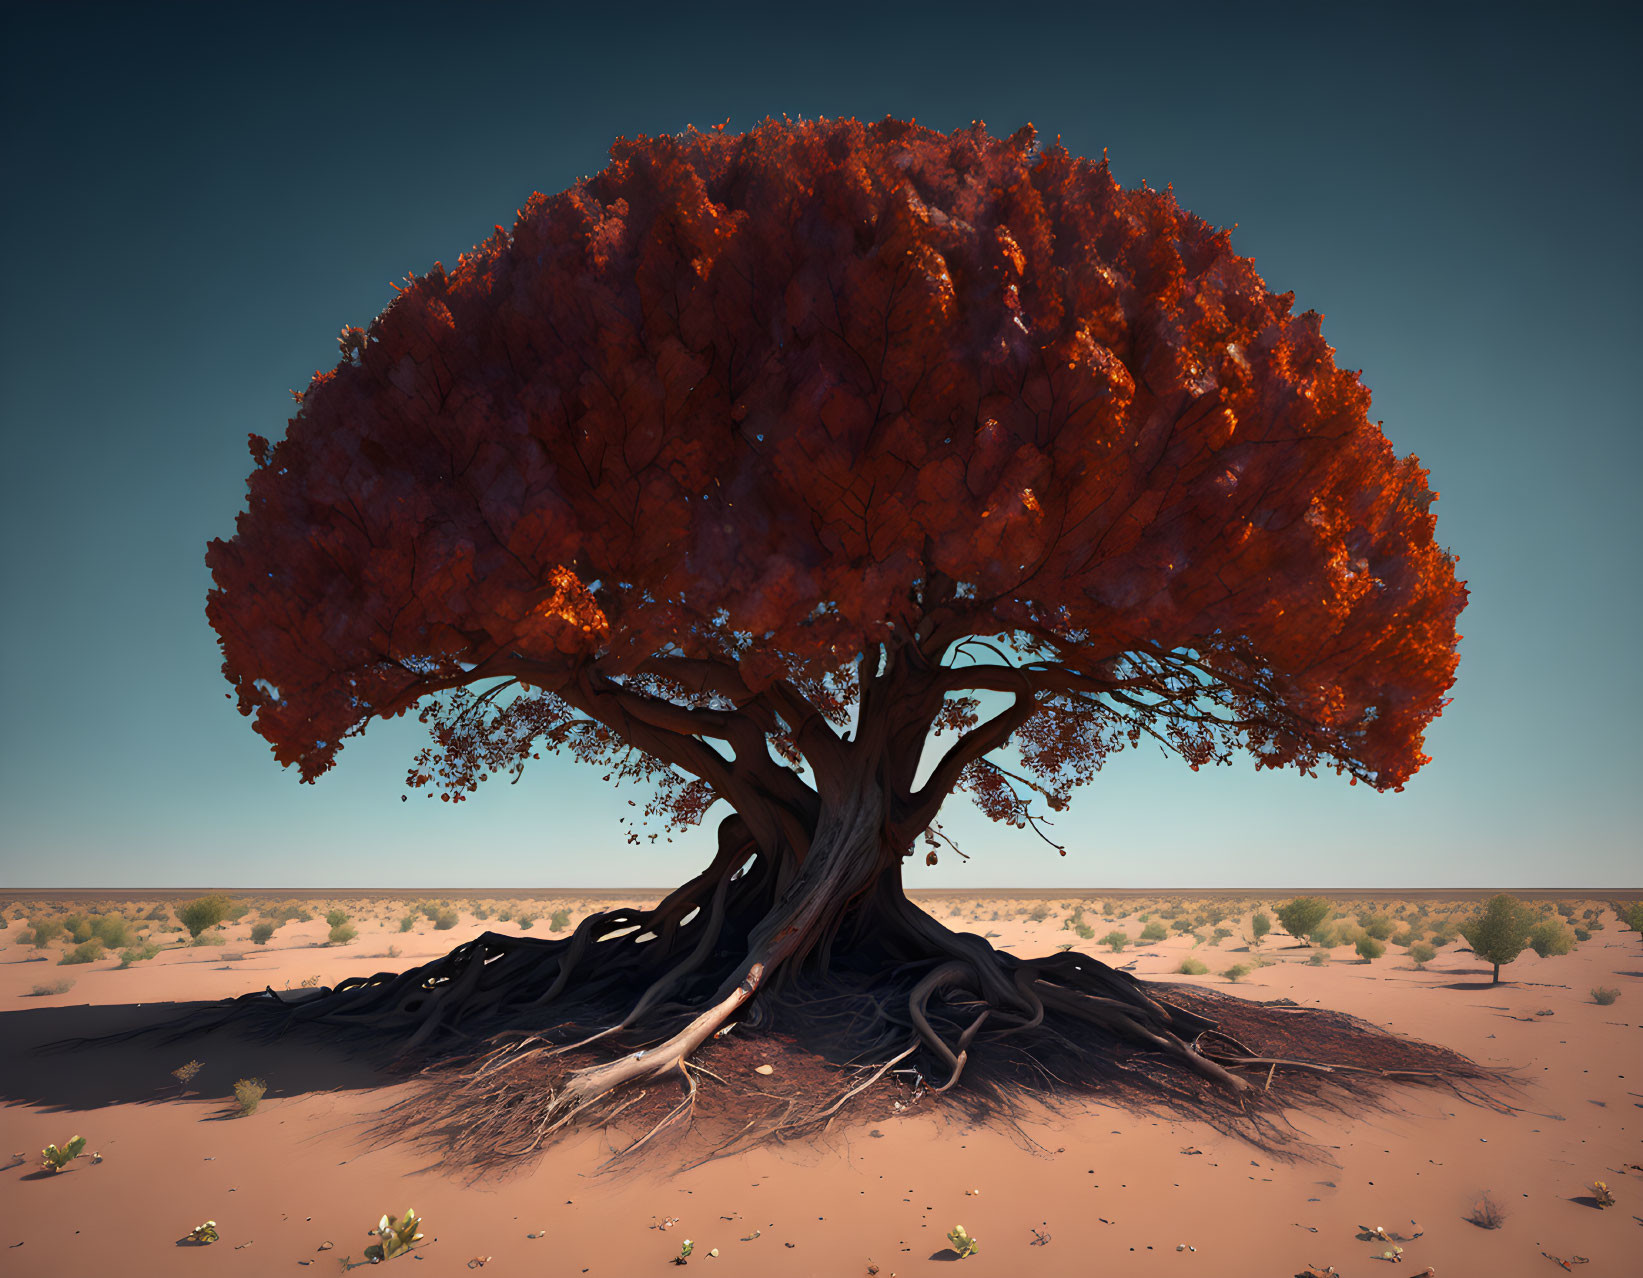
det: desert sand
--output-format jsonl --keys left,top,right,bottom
{"left": 1, "top": 891, "right": 1637, "bottom": 1275}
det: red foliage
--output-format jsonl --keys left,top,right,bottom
{"left": 207, "top": 116, "right": 1464, "bottom": 829}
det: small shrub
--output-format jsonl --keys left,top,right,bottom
{"left": 232, "top": 1077, "right": 267, "bottom": 1115}
{"left": 325, "top": 908, "right": 350, "bottom": 928}
{"left": 1028, "top": 904, "right": 1051, "bottom": 923}
{"left": 1101, "top": 930, "right": 1128, "bottom": 953}
{"left": 1390, "top": 928, "right": 1418, "bottom": 947}
{"left": 31, "top": 977, "right": 76, "bottom": 995}
{"left": 386, "top": 944, "right": 401, "bottom": 958}
{"left": 144, "top": 904, "right": 170, "bottom": 921}
{"left": 184, "top": 1221, "right": 219, "bottom": 1245}
{"left": 177, "top": 895, "right": 233, "bottom": 939}
{"left": 1466, "top": 1192, "right": 1506, "bottom": 1229}
{"left": 1250, "top": 912, "right": 1271, "bottom": 946}
{"left": 1355, "top": 934, "right": 1386, "bottom": 962}
{"left": 1211, "top": 927, "right": 1232, "bottom": 946}
{"left": 366, "top": 1209, "right": 425, "bottom": 1263}
{"left": 190, "top": 932, "right": 226, "bottom": 946}
{"left": 1222, "top": 964, "right": 1249, "bottom": 982}
{"left": 399, "top": 914, "right": 417, "bottom": 932}
{"left": 250, "top": 922, "right": 276, "bottom": 945}
{"left": 549, "top": 908, "right": 571, "bottom": 931}
{"left": 433, "top": 908, "right": 459, "bottom": 930}
{"left": 118, "top": 941, "right": 161, "bottom": 968}
{"left": 1307, "top": 951, "right": 1329, "bottom": 966}
{"left": 29, "top": 917, "right": 65, "bottom": 947}
{"left": 1140, "top": 921, "right": 1167, "bottom": 943}
{"left": 1308, "top": 925, "right": 1339, "bottom": 949}
{"left": 1178, "top": 958, "right": 1209, "bottom": 975}
{"left": 1590, "top": 986, "right": 1620, "bottom": 1005}
{"left": 60, "top": 939, "right": 104, "bottom": 965}
{"left": 1074, "top": 922, "right": 1095, "bottom": 940}
{"left": 1409, "top": 941, "right": 1437, "bottom": 968}
{"left": 327, "top": 922, "right": 357, "bottom": 945}
{"left": 1528, "top": 919, "right": 1574, "bottom": 958}
{"left": 1573, "top": 926, "right": 1592, "bottom": 942}
{"left": 497, "top": 909, "right": 513, "bottom": 922}
{"left": 173, "top": 1059, "right": 203, "bottom": 1087}
{"left": 1359, "top": 913, "right": 1395, "bottom": 940}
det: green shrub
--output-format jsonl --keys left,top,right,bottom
{"left": 434, "top": 908, "right": 459, "bottom": 930}
{"left": 190, "top": 932, "right": 226, "bottom": 946}
{"left": 1408, "top": 941, "right": 1436, "bottom": 967}
{"left": 1307, "top": 952, "right": 1329, "bottom": 966}
{"left": 1276, "top": 897, "right": 1332, "bottom": 943}
{"left": 497, "top": 909, "right": 513, "bottom": 922}
{"left": 1528, "top": 919, "right": 1574, "bottom": 958}
{"left": 144, "top": 904, "right": 171, "bottom": 921}
{"left": 325, "top": 908, "right": 350, "bottom": 928}
{"left": 250, "top": 922, "right": 276, "bottom": 945}
{"left": 1556, "top": 902, "right": 1576, "bottom": 918}
{"left": 1075, "top": 922, "right": 1095, "bottom": 940}
{"left": 1573, "top": 926, "right": 1592, "bottom": 942}
{"left": 1211, "top": 927, "right": 1232, "bottom": 946}
{"left": 1138, "top": 920, "right": 1167, "bottom": 943}
{"left": 118, "top": 942, "right": 161, "bottom": 968}
{"left": 32, "top": 977, "right": 75, "bottom": 995}
{"left": 1391, "top": 928, "right": 1418, "bottom": 947}
{"left": 1101, "top": 930, "right": 1127, "bottom": 953}
{"left": 1222, "top": 964, "right": 1249, "bottom": 982}
{"left": 1308, "top": 925, "right": 1339, "bottom": 949}
{"left": 1355, "top": 934, "right": 1385, "bottom": 962}
{"left": 60, "top": 940, "right": 104, "bottom": 965}
{"left": 1590, "top": 986, "right": 1620, "bottom": 1006}
{"left": 399, "top": 914, "right": 417, "bottom": 932}
{"left": 29, "top": 917, "right": 65, "bottom": 948}
{"left": 225, "top": 900, "right": 253, "bottom": 923}
{"left": 1360, "top": 914, "right": 1395, "bottom": 940}
{"left": 327, "top": 922, "right": 357, "bottom": 945}
{"left": 39, "top": 1135, "right": 85, "bottom": 1172}
{"left": 1170, "top": 917, "right": 1192, "bottom": 933}
{"left": 232, "top": 1077, "right": 267, "bottom": 1115}
{"left": 549, "top": 908, "right": 572, "bottom": 931}
{"left": 1250, "top": 912, "right": 1271, "bottom": 946}
{"left": 1177, "top": 958, "right": 1208, "bottom": 975}
{"left": 177, "top": 895, "right": 233, "bottom": 939}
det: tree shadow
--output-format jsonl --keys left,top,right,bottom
{"left": 0, "top": 1001, "right": 394, "bottom": 1114}
{"left": 1567, "top": 1194, "right": 1605, "bottom": 1210}
{"left": 927, "top": 1248, "right": 964, "bottom": 1261}
{"left": 1437, "top": 979, "right": 1507, "bottom": 990}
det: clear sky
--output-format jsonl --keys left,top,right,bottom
{"left": 1, "top": 2, "right": 1637, "bottom": 890}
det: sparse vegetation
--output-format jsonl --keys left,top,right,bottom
{"left": 549, "top": 908, "right": 572, "bottom": 931}
{"left": 1355, "top": 934, "right": 1385, "bottom": 963}
{"left": 400, "top": 914, "right": 418, "bottom": 932}
{"left": 173, "top": 1059, "right": 203, "bottom": 1087}
{"left": 31, "top": 977, "right": 76, "bottom": 995}
{"left": 1139, "top": 920, "right": 1167, "bottom": 943}
{"left": 1460, "top": 894, "right": 1535, "bottom": 984}
{"left": 60, "top": 939, "right": 104, "bottom": 965}
{"left": 328, "top": 920, "right": 358, "bottom": 945}
{"left": 1222, "top": 964, "right": 1249, "bottom": 982}
{"left": 250, "top": 921, "right": 276, "bottom": 945}
{"left": 232, "top": 1076, "right": 267, "bottom": 1115}
{"left": 1527, "top": 919, "right": 1574, "bottom": 958}
{"left": 1590, "top": 986, "right": 1620, "bottom": 1005}
{"left": 1307, "top": 952, "right": 1329, "bottom": 966}
{"left": 1466, "top": 1192, "right": 1506, "bottom": 1229}
{"left": 1276, "top": 897, "right": 1332, "bottom": 944}
{"left": 433, "top": 908, "right": 459, "bottom": 930}
{"left": 177, "top": 894, "right": 234, "bottom": 939}
{"left": 1177, "top": 958, "right": 1208, "bottom": 975}
{"left": 1101, "top": 930, "right": 1127, "bottom": 953}
{"left": 1409, "top": 941, "right": 1436, "bottom": 968}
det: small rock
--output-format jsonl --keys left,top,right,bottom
{"left": 753, "top": 1064, "right": 774, "bottom": 1076}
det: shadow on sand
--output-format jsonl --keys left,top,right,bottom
{"left": 0, "top": 1001, "right": 394, "bottom": 1114}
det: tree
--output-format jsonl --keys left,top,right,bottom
{"left": 1276, "top": 897, "right": 1332, "bottom": 944}
{"left": 177, "top": 895, "right": 233, "bottom": 940}
{"left": 1354, "top": 934, "right": 1385, "bottom": 963}
{"left": 1250, "top": 912, "right": 1271, "bottom": 947}
{"left": 1621, "top": 901, "right": 1643, "bottom": 940}
{"left": 1459, "top": 895, "right": 1534, "bottom": 984}
{"left": 204, "top": 116, "right": 1475, "bottom": 1157}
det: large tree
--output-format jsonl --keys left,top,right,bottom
{"left": 206, "top": 116, "right": 1475, "bottom": 1156}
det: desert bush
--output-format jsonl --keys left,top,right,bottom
{"left": 1573, "top": 926, "right": 1591, "bottom": 942}
{"left": 1359, "top": 913, "right": 1395, "bottom": 940}
{"left": 1170, "top": 917, "right": 1192, "bottom": 933}
{"left": 118, "top": 942, "right": 161, "bottom": 968}
{"left": 60, "top": 940, "right": 104, "bottom": 965}
{"left": 1461, "top": 894, "right": 1535, "bottom": 983}
{"left": 232, "top": 1077, "right": 267, "bottom": 1115}
{"left": 497, "top": 908, "right": 513, "bottom": 922}
{"left": 1250, "top": 912, "right": 1271, "bottom": 946}
{"left": 225, "top": 900, "right": 253, "bottom": 923}
{"left": 144, "top": 904, "right": 171, "bottom": 921}
{"left": 327, "top": 921, "right": 357, "bottom": 945}
{"left": 1391, "top": 928, "right": 1419, "bottom": 947}
{"left": 1028, "top": 904, "right": 1051, "bottom": 923}
{"left": 91, "top": 915, "right": 138, "bottom": 948}
{"left": 433, "top": 908, "right": 459, "bottom": 930}
{"left": 250, "top": 921, "right": 276, "bottom": 945}
{"left": 1101, "top": 930, "right": 1127, "bottom": 953}
{"left": 1307, "top": 925, "right": 1339, "bottom": 949}
{"left": 1074, "top": 921, "right": 1095, "bottom": 940}
{"left": 517, "top": 913, "right": 537, "bottom": 931}
{"left": 1222, "top": 964, "right": 1249, "bottom": 982}
{"left": 191, "top": 933, "right": 226, "bottom": 946}
{"left": 173, "top": 1059, "right": 203, "bottom": 1086}
{"left": 1276, "top": 897, "right": 1332, "bottom": 943}
{"left": 1528, "top": 919, "right": 1574, "bottom": 958}
{"left": 29, "top": 917, "right": 65, "bottom": 947}
{"left": 1618, "top": 901, "right": 1643, "bottom": 937}
{"left": 325, "top": 908, "right": 350, "bottom": 928}
{"left": 1137, "top": 911, "right": 1152, "bottom": 922}
{"left": 1409, "top": 941, "right": 1437, "bottom": 968}
{"left": 399, "top": 914, "right": 417, "bottom": 931}
{"left": 1466, "top": 1192, "right": 1506, "bottom": 1229}
{"left": 177, "top": 895, "right": 234, "bottom": 939}
{"left": 15, "top": 929, "right": 35, "bottom": 945}
{"left": 1210, "top": 927, "right": 1232, "bottom": 946}
{"left": 1590, "top": 986, "right": 1620, "bottom": 1005}
{"left": 1355, "top": 934, "right": 1386, "bottom": 962}
{"left": 1556, "top": 902, "right": 1576, "bottom": 918}
{"left": 549, "top": 908, "right": 572, "bottom": 931}
{"left": 1307, "top": 952, "right": 1329, "bottom": 966}
{"left": 1178, "top": 958, "right": 1208, "bottom": 975}
{"left": 386, "top": 944, "right": 401, "bottom": 958}
{"left": 32, "top": 977, "right": 76, "bottom": 995}
{"left": 63, "top": 913, "right": 94, "bottom": 943}
{"left": 1139, "top": 920, "right": 1167, "bottom": 943}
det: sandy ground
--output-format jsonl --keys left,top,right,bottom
{"left": 1, "top": 891, "right": 1638, "bottom": 1276}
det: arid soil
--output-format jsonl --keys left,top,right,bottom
{"left": 1, "top": 891, "right": 1637, "bottom": 1275}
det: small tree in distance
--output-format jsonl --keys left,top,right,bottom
{"left": 1527, "top": 919, "right": 1573, "bottom": 959}
{"left": 177, "top": 895, "right": 233, "bottom": 940}
{"left": 1276, "top": 898, "right": 1332, "bottom": 945}
{"left": 1460, "top": 894, "right": 1534, "bottom": 984}
{"left": 1250, "top": 912, "right": 1272, "bottom": 947}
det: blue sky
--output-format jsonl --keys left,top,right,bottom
{"left": 1, "top": 2, "right": 1637, "bottom": 889}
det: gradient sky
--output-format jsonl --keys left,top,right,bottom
{"left": 2, "top": 2, "right": 1637, "bottom": 890}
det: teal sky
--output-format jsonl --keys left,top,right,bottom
{"left": 1, "top": 2, "right": 1637, "bottom": 890}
